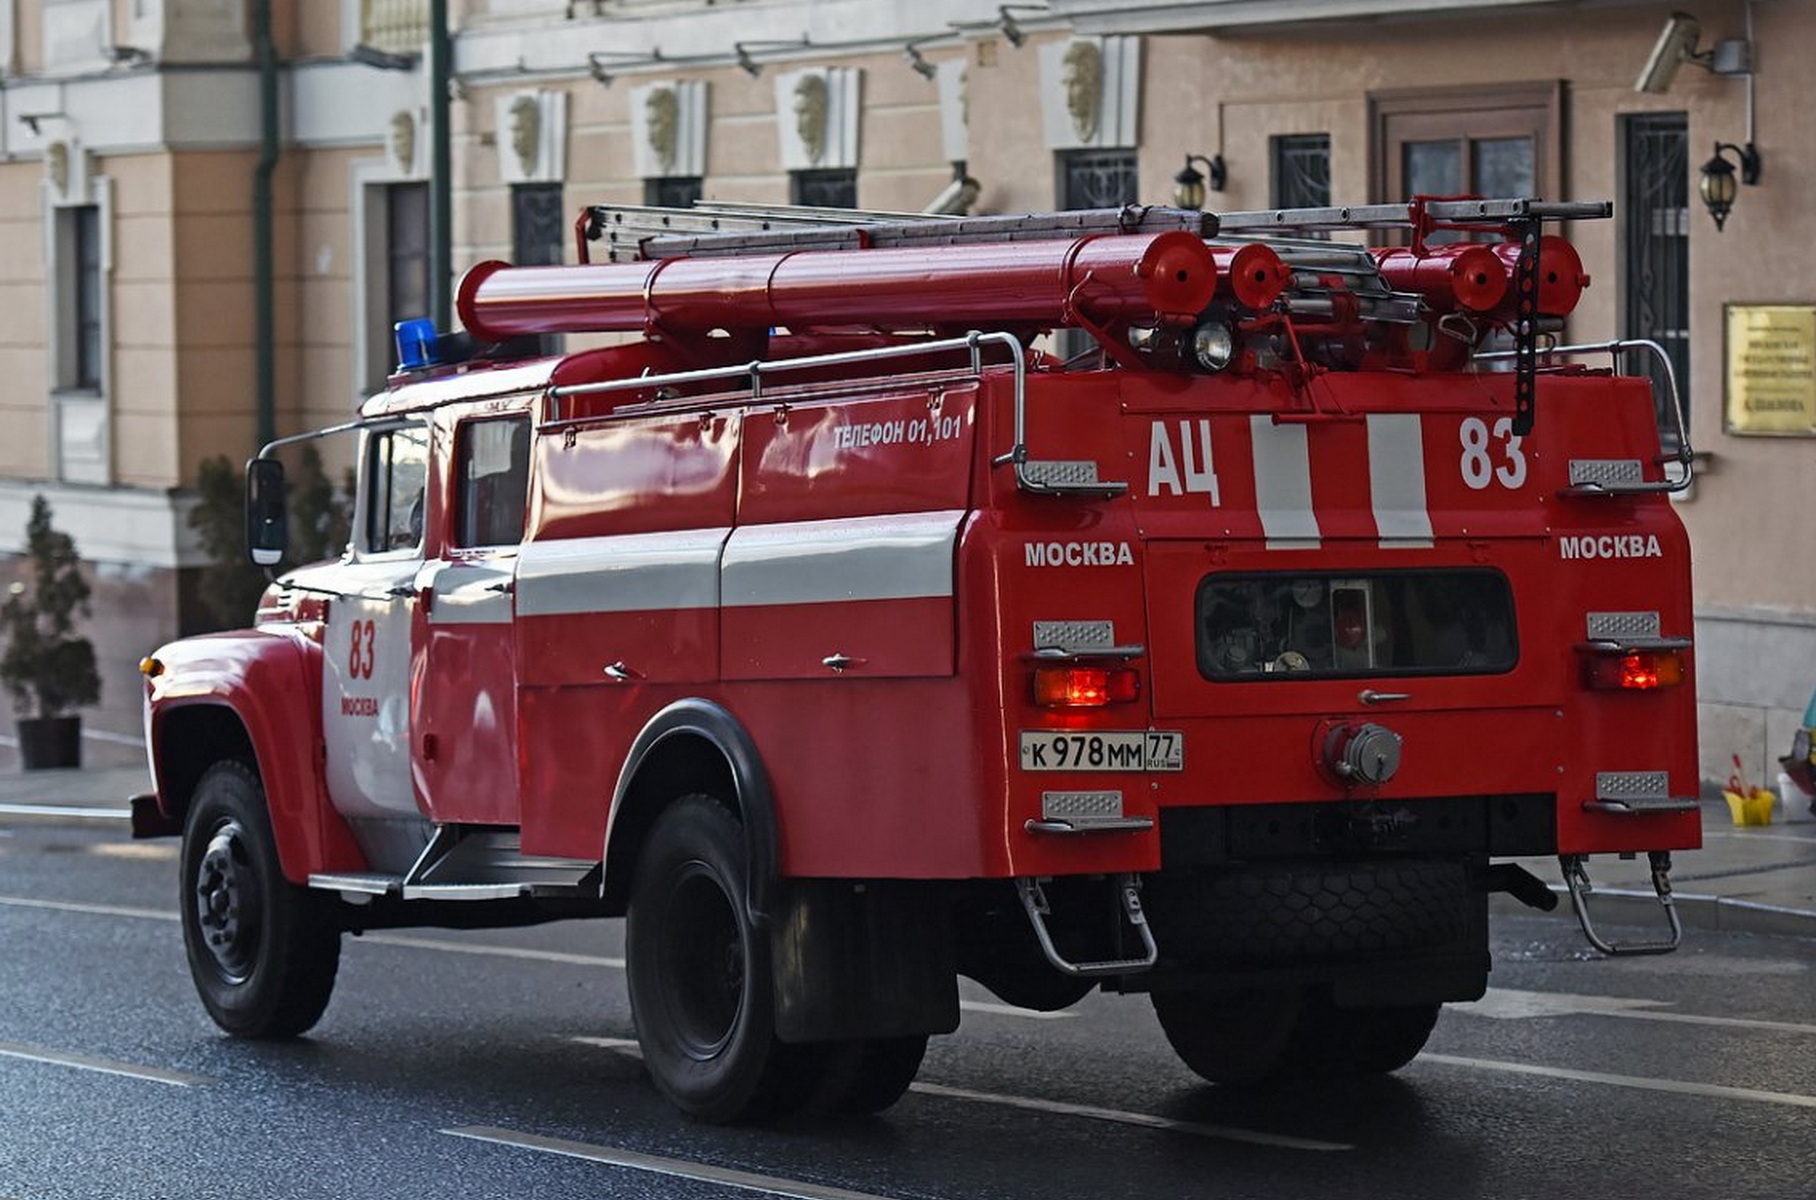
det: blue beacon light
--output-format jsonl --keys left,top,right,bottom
{"left": 394, "top": 317, "right": 440, "bottom": 370}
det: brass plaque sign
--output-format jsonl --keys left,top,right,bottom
{"left": 1725, "top": 304, "right": 1816, "bottom": 435}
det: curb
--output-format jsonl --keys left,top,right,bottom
{"left": 0, "top": 802, "right": 131, "bottom": 823}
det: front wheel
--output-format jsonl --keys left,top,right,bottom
{"left": 180, "top": 761, "right": 341, "bottom": 1038}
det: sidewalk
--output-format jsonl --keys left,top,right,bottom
{"left": 3, "top": 754, "right": 1814, "bottom": 940}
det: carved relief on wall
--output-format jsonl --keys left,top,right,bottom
{"left": 775, "top": 68, "right": 861, "bottom": 172}
{"left": 495, "top": 91, "right": 569, "bottom": 185}
{"left": 1039, "top": 36, "right": 1141, "bottom": 151}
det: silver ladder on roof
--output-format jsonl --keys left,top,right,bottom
{"left": 579, "top": 200, "right": 1218, "bottom": 262}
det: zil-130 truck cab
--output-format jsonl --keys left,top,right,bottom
{"left": 135, "top": 197, "right": 1700, "bottom": 1122}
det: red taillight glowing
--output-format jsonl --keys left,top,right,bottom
{"left": 1584, "top": 650, "right": 1686, "bottom": 691}
{"left": 1033, "top": 666, "right": 1141, "bottom": 707}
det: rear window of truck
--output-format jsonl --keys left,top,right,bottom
{"left": 1196, "top": 570, "right": 1517, "bottom": 680}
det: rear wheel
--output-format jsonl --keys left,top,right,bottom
{"left": 627, "top": 794, "right": 825, "bottom": 1122}
{"left": 1291, "top": 995, "right": 1441, "bottom": 1076}
{"left": 1152, "top": 986, "right": 1439, "bottom": 1085}
{"left": 180, "top": 761, "right": 341, "bottom": 1038}
{"left": 807, "top": 1035, "right": 929, "bottom": 1116}
{"left": 1150, "top": 986, "right": 1306, "bottom": 1086}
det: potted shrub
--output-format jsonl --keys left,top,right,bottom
{"left": 0, "top": 496, "right": 101, "bottom": 769}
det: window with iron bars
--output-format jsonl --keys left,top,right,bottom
{"left": 1272, "top": 134, "right": 1331, "bottom": 209}
{"left": 790, "top": 169, "right": 857, "bottom": 209}
{"left": 1057, "top": 149, "right": 1139, "bottom": 211}
{"left": 1621, "top": 112, "right": 1690, "bottom": 448}
{"left": 513, "top": 184, "right": 567, "bottom": 356}
{"left": 646, "top": 177, "right": 704, "bottom": 209}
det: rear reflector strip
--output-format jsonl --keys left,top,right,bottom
{"left": 1033, "top": 620, "right": 1116, "bottom": 655}
{"left": 1569, "top": 459, "right": 1644, "bottom": 488}
{"left": 1586, "top": 611, "right": 1660, "bottom": 641}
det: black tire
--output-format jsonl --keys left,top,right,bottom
{"left": 627, "top": 794, "right": 824, "bottom": 1123}
{"left": 1289, "top": 995, "right": 1441, "bottom": 1077}
{"left": 180, "top": 761, "right": 341, "bottom": 1039}
{"left": 1150, "top": 986, "right": 1307, "bottom": 1086}
{"left": 1152, "top": 987, "right": 1438, "bottom": 1085}
{"left": 806, "top": 1035, "right": 929, "bottom": 1116}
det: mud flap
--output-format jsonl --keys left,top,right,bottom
{"left": 768, "top": 879, "right": 960, "bottom": 1043}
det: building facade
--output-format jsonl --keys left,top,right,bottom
{"left": 0, "top": 0, "right": 1808, "bottom": 785}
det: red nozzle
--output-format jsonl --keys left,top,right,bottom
{"left": 1208, "top": 243, "right": 1291, "bottom": 311}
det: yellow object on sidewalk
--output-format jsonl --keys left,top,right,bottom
{"left": 1724, "top": 787, "right": 1775, "bottom": 826}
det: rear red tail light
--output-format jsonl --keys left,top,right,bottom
{"left": 1033, "top": 666, "right": 1141, "bottom": 707}
{"left": 1583, "top": 649, "right": 1686, "bottom": 691}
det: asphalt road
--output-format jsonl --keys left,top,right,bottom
{"left": 2, "top": 817, "right": 1813, "bottom": 1200}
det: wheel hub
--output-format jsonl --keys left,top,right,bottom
{"left": 663, "top": 868, "right": 745, "bottom": 1059}
{"left": 194, "top": 821, "right": 261, "bottom": 983}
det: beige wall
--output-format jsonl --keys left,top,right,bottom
{"left": 0, "top": 160, "right": 49, "bottom": 480}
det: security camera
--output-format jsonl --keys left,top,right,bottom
{"left": 923, "top": 175, "right": 981, "bottom": 216}
{"left": 1635, "top": 12, "right": 1701, "bottom": 94}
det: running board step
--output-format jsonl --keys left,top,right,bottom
{"left": 1015, "top": 875, "right": 1158, "bottom": 978}
{"left": 1559, "top": 852, "right": 1682, "bottom": 956}
{"left": 309, "top": 825, "right": 599, "bottom": 902}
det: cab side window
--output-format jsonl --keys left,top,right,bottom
{"left": 455, "top": 417, "right": 531, "bottom": 548}
{"left": 365, "top": 426, "right": 430, "bottom": 553}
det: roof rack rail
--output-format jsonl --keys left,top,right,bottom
{"left": 580, "top": 203, "right": 1218, "bottom": 263}
{"left": 1214, "top": 198, "right": 1611, "bottom": 235}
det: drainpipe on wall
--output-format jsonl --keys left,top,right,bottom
{"left": 429, "top": 0, "right": 452, "bottom": 330}
{"left": 253, "top": 0, "right": 278, "bottom": 450}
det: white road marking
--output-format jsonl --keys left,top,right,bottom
{"left": 955, "top": 999, "right": 1074, "bottom": 1020}
{"left": 0, "top": 1039, "right": 208, "bottom": 1088}
{"left": 1462, "top": 988, "right": 1816, "bottom": 1036}
{"left": 444, "top": 1126, "right": 907, "bottom": 1200}
{"left": 908, "top": 1083, "right": 1352, "bottom": 1151}
{"left": 1420, "top": 1054, "right": 1816, "bottom": 1111}
{"left": 0, "top": 894, "right": 177, "bottom": 922}
{"left": 570, "top": 1038, "right": 1343, "bottom": 1150}
{"left": 358, "top": 935, "right": 1069, "bottom": 1019}
{"left": 359, "top": 933, "right": 625, "bottom": 969}
{"left": 1464, "top": 988, "right": 1670, "bottom": 1020}
{"left": 0, "top": 804, "right": 131, "bottom": 821}
{"left": 18, "top": 894, "right": 1806, "bottom": 1041}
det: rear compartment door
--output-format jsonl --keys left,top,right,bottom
{"left": 1124, "top": 381, "right": 1569, "bottom": 805}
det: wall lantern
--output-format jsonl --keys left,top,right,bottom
{"left": 1172, "top": 154, "right": 1226, "bottom": 210}
{"left": 1699, "top": 141, "right": 1761, "bottom": 232}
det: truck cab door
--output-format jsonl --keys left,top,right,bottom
{"left": 321, "top": 424, "right": 430, "bottom": 820}
{"left": 410, "top": 415, "right": 529, "bottom": 825}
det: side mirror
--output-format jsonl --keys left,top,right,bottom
{"left": 245, "top": 457, "right": 288, "bottom": 567}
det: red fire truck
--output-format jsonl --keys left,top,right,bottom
{"left": 135, "top": 197, "right": 1700, "bottom": 1123}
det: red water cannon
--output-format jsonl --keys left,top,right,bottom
{"left": 457, "top": 231, "right": 1219, "bottom": 343}
{"left": 1370, "top": 244, "right": 1509, "bottom": 314}
{"left": 1490, "top": 235, "right": 1590, "bottom": 318}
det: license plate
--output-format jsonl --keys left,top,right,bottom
{"left": 1018, "top": 731, "right": 1183, "bottom": 772}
